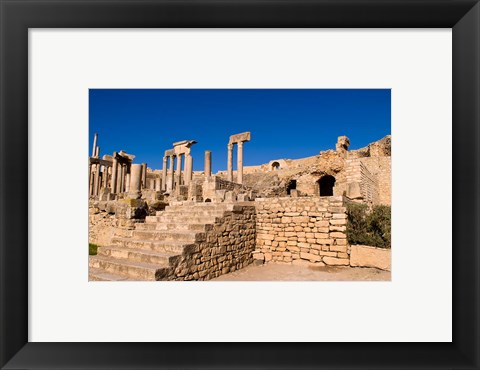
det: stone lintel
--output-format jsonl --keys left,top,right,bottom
{"left": 173, "top": 140, "right": 197, "bottom": 148}
{"left": 165, "top": 149, "right": 175, "bottom": 157}
{"left": 89, "top": 158, "right": 113, "bottom": 167}
{"left": 228, "top": 132, "right": 251, "bottom": 145}
{"left": 116, "top": 150, "right": 135, "bottom": 161}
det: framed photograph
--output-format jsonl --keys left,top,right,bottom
{"left": 1, "top": 0, "right": 479, "bottom": 369}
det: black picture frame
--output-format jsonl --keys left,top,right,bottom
{"left": 1, "top": 0, "right": 479, "bottom": 369}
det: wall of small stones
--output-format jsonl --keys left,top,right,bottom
{"left": 89, "top": 200, "right": 146, "bottom": 247}
{"left": 172, "top": 205, "right": 256, "bottom": 280}
{"left": 253, "top": 196, "right": 350, "bottom": 266}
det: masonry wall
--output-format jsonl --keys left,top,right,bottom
{"left": 345, "top": 159, "right": 380, "bottom": 204}
{"left": 172, "top": 205, "right": 256, "bottom": 280}
{"left": 253, "top": 196, "right": 350, "bottom": 266}
{"left": 89, "top": 200, "right": 144, "bottom": 247}
{"left": 360, "top": 157, "right": 391, "bottom": 205}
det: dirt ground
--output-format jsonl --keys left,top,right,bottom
{"left": 212, "top": 262, "right": 391, "bottom": 281}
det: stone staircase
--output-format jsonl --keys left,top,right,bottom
{"left": 89, "top": 202, "right": 235, "bottom": 281}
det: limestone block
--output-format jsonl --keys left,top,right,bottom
{"left": 330, "top": 243, "right": 347, "bottom": 252}
{"left": 350, "top": 245, "right": 391, "bottom": 271}
{"left": 328, "top": 206, "right": 346, "bottom": 213}
{"left": 320, "top": 251, "right": 337, "bottom": 257}
{"left": 330, "top": 232, "right": 347, "bottom": 238}
{"left": 323, "top": 256, "right": 350, "bottom": 266}
{"left": 300, "top": 252, "right": 322, "bottom": 262}
{"left": 317, "top": 238, "right": 334, "bottom": 245}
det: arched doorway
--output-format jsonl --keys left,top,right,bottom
{"left": 318, "top": 175, "right": 335, "bottom": 196}
{"left": 271, "top": 161, "right": 280, "bottom": 171}
{"left": 286, "top": 179, "right": 297, "bottom": 195}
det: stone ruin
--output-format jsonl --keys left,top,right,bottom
{"left": 89, "top": 132, "right": 391, "bottom": 281}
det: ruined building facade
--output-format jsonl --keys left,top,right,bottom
{"left": 88, "top": 132, "right": 391, "bottom": 281}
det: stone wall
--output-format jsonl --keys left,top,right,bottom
{"left": 253, "top": 196, "right": 350, "bottom": 266}
{"left": 345, "top": 159, "right": 379, "bottom": 204}
{"left": 89, "top": 200, "right": 146, "bottom": 247}
{"left": 172, "top": 205, "right": 256, "bottom": 280}
{"left": 202, "top": 175, "right": 248, "bottom": 201}
{"left": 360, "top": 157, "right": 391, "bottom": 205}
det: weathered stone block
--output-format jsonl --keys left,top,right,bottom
{"left": 300, "top": 252, "right": 322, "bottom": 262}
{"left": 330, "top": 243, "right": 347, "bottom": 252}
{"left": 323, "top": 256, "right": 349, "bottom": 266}
{"left": 350, "top": 245, "right": 391, "bottom": 271}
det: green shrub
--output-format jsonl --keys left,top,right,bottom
{"left": 346, "top": 203, "right": 391, "bottom": 249}
{"left": 89, "top": 243, "right": 99, "bottom": 255}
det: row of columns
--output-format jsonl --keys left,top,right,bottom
{"left": 161, "top": 152, "right": 194, "bottom": 192}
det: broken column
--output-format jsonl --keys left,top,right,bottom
{"left": 204, "top": 150, "right": 212, "bottom": 178}
{"left": 128, "top": 164, "right": 142, "bottom": 199}
{"left": 336, "top": 136, "right": 350, "bottom": 158}
{"left": 92, "top": 133, "right": 98, "bottom": 157}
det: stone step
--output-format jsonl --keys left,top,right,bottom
{"left": 132, "top": 229, "right": 204, "bottom": 242}
{"left": 111, "top": 237, "right": 195, "bottom": 254}
{"left": 154, "top": 222, "right": 212, "bottom": 232}
{"left": 157, "top": 210, "right": 227, "bottom": 218}
{"left": 88, "top": 267, "right": 138, "bottom": 281}
{"left": 135, "top": 222, "right": 157, "bottom": 230}
{"left": 89, "top": 255, "right": 171, "bottom": 281}
{"left": 163, "top": 203, "right": 234, "bottom": 212}
{"left": 152, "top": 215, "right": 220, "bottom": 224}
{"left": 97, "top": 246, "right": 181, "bottom": 265}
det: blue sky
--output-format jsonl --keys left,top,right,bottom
{"left": 89, "top": 89, "right": 390, "bottom": 173}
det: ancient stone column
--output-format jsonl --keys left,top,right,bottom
{"left": 176, "top": 154, "right": 183, "bottom": 186}
{"left": 168, "top": 155, "right": 175, "bottom": 192}
{"left": 185, "top": 153, "right": 193, "bottom": 185}
{"left": 116, "top": 163, "right": 122, "bottom": 193}
{"left": 155, "top": 176, "right": 161, "bottom": 191}
{"left": 162, "top": 156, "right": 167, "bottom": 191}
{"left": 89, "top": 164, "right": 94, "bottom": 196}
{"left": 95, "top": 146, "right": 100, "bottom": 158}
{"left": 125, "top": 172, "right": 130, "bottom": 193}
{"left": 111, "top": 157, "right": 118, "bottom": 193}
{"left": 93, "top": 164, "right": 100, "bottom": 196}
{"left": 92, "top": 133, "right": 98, "bottom": 157}
{"left": 227, "top": 143, "right": 234, "bottom": 182}
{"left": 128, "top": 164, "right": 142, "bottom": 199}
{"left": 204, "top": 150, "right": 211, "bottom": 178}
{"left": 237, "top": 141, "right": 244, "bottom": 184}
{"left": 119, "top": 164, "right": 125, "bottom": 193}
{"left": 141, "top": 163, "right": 147, "bottom": 189}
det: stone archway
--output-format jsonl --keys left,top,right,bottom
{"left": 286, "top": 179, "right": 297, "bottom": 195}
{"left": 271, "top": 161, "right": 280, "bottom": 171}
{"left": 318, "top": 175, "right": 336, "bottom": 196}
